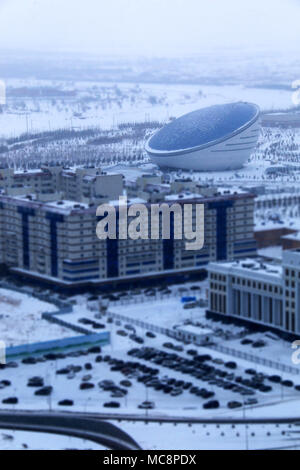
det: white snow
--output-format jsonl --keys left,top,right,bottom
{"left": 0, "top": 288, "right": 72, "bottom": 347}
{"left": 0, "top": 429, "right": 105, "bottom": 450}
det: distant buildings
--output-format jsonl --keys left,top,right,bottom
{"left": 254, "top": 191, "right": 300, "bottom": 248}
{"left": 207, "top": 250, "right": 300, "bottom": 338}
{"left": 0, "top": 166, "right": 123, "bottom": 204}
{"left": 0, "top": 167, "right": 256, "bottom": 288}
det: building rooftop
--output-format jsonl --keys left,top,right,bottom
{"left": 175, "top": 324, "right": 213, "bottom": 336}
{"left": 146, "top": 102, "right": 260, "bottom": 154}
{"left": 208, "top": 257, "right": 283, "bottom": 282}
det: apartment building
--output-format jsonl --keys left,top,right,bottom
{"left": 0, "top": 168, "right": 257, "bottom": 287}
{"left": 0, "top": 166, "right": 123, "bottom": 203}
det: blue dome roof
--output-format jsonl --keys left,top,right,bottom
{"left": 147, "top": 102, "right": 259, "bottom": 154}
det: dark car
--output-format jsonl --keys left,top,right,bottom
{"left": 227, "top": 401, "right": 242, "bottom": 409}
{"left": 120, "top": 380, "right": 132, "bottom": 387}
{"left": 35, "top": 386, "right": 53, "bottom": 396}
{"left": 129, "top": 334, "right": 144, "bottom": 344}
{"left": 259, "top": 384, "right": 272, "bottom": 393}
{"left": 0, "top": 380, "right": 11, "bottom": 387}
{"left": 88, "top": 346, "right": 101, "bottom": 354}
{"left": 58, "top": 399, "right": 74, "bottom": 406}
{"left": 27, "top": 377, "right": 44, "bottom": 387}
{"left": 240, "top": 339, "right": 253, "bottom": 345}
{"left": 146, "top": 331, "right": 156, "bottom": 338}
{"left": 103, "top": 401, "right": 120, "bottom": 408}
{"left": 268, "top": 375, "right": 281, "bottom": 383}
{"left": 252, "top": 340, "right": 266, "bottom": 348}
{"left": 22, "top": 357, "right": 37, "bottom": 365}
{"left": 2, "top": 397, "right": 18, "bottom": 405}
{"left": 5, "top": 362, "right": 18, "bottom": 368}
{"left": 203, "top": 400, "right": 219, "bottom": 409}
{"left": 56, "top": 368, "right": 70, "bottom": 375}
{"left": 282, "top": 380, "right": 294, "bottom": 387}
{"left": 78, "top": 318, "right": 93, "bottom": 325}
{"left": 225, "top": 361, "right": 237, "bottom": 369}
{"left": 80, "top": 382, "right": 94, "bottom": 390}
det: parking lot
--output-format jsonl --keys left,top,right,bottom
{"left": 0, "top": 309, "right": 300, "bottom": 417}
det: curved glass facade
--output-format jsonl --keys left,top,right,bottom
{"left": 148, "top": 102, "right": 259, "bottom": 153}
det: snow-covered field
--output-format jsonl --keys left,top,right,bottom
{"left": 119, "top": 421, "right": 300, "bottom": 450}
{"left": 0, "top": 429, "right": 105, "bottom": 450}
{"left": 0, "top": 287, "right": 71, "bottom": 347}
{"left": 0, "top": 79, "right": 295, "bottom": 138}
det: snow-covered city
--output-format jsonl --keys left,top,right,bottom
{"left": 0, "top": 0, "right": 300, "bottom": 457}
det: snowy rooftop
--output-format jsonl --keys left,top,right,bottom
{"left": 175, "top": 324, "right": 213, "bottom": 336}
{"left": 208, "top": 257, "right": 283, "bottom": 283}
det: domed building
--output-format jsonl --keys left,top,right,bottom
{"left": 145, "top": 102, "right": 260, "bottom": 171}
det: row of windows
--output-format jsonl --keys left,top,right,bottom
{"left": 210, "top": 273, "right": 226, "bottom": 282}
{"left": 231, "top": 277, "right": 282, "bottom": 294}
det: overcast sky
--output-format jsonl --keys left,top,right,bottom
{"left": 0, "top": 0, "right": 299, "bottom": 56}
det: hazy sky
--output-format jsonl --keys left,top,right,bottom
{"left": 0, "top": 0, "right": 299, "bottom": 56}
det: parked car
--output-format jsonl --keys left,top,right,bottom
{"left": 117, "top": 329, "right": 128, "bottom": 337}
{"left": 225, "top": 361, "right": 237, "bottom": 369}
{"left": 240, "top": 339, "right": 253, "bottom": 345}
{"left": 227, "top": 401, "right": 242, "bottom": 409}
{"left": 27, "top": 377, "right": 44, "bottom": 387}
{"left": 268, "top": 375, "right": 281, "bottom": 383}
{"left": 2, "top": 397, "right": 18, "bottom": 405}
{"left": 203, "top": 400, "right": 219, "bottom": 409}
{"left": 245, "top": 398, "right": 258, "bottom": 406}
{"left": 79, "top": 382, "right": 94, "bottom": 390}
{"left": 103, "top": 401, "right": 120, "bottom": 408}
{"left": 88, "top": 346, "right": 101, "bottom": 354}
{"left": 282, "top": 380, "right": 294, "bottom": 387}
{"left": 120, "top": 380, "right": 132, "bottom": 387}
{"left": 35, "top": 386, "right": 53, "bottom": 396}
{"left": 146, "top": 331, "right": 156, "bottom": 338}
{"left": 138, "top": 401, "right": 155, "bottom": 409}
{"left": 58, "top": 399, "right": 74, "bottom": 406}
{"left": 212, "top": 358, "right": 224, "bottom": 365}
{"left": 82, "top": 375, "right": 92, "bottom": 382}
{"left": 22, "top": 357, "right": 37, "bottom": 365}
{"left": 5, "top": 362, "right": 18, "bottom": 368}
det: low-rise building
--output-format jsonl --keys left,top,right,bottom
{"left": 207, "top": 250, "right": 300, "bottom": 338}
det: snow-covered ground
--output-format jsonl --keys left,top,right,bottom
{"left": 119, "top": 421, "right": 300, "bottom": 450}
{"left": 0, "top": 285, "right": 299, "bottom": 449}
{"left": 0, "top": 286, "right": 299, "bottom": 419}
{"left": 0, "top": 79, "right": 295, "bottom": 138}
{"left": 0, "top": 288, "right": 72, "bottom": 347}
{"left": 0, "top": 429, "right": 105, "bottom": 450}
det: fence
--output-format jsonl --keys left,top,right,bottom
{"left": 108, "top": 310, "right": 196, "bottom": 343}
{"left": 108, "top": 311, "right": 300, "bottom": 376}
{"left": 6, "top": 331, "right": 110, "bottom": 358}
{"left": 0, "top": 281, "right": 110, "bottom": 358}
{"left": 0, "top": 281, "right": 70, "bottom": 310}
{"left": 209, "top": 342, "right": 300, "bottom": 376}
{"left": 108, "top": 291, "right": 181, "bottom": 308}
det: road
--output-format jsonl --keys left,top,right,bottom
{"left": 0, "top": 410, "right": 141, "bottom": 450}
